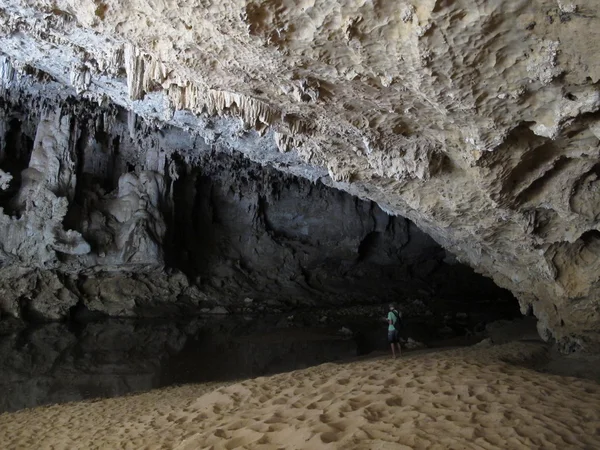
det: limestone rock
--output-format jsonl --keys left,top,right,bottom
{"left": 27, "top": 273, "right": 79, "bottom": 320}
{"left": 0, "top": 92, "right": 511, "bottom": 326}
{"left": 0, "top": 0, "right": 598, "bottom": 350}
{"left": 403, "top": 338, "right": 426, "bottom": 350}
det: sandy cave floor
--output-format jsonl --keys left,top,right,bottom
{"left": 0, "top": 342, "right": 599, "bottom": 450}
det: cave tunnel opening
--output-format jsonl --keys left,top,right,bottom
{"left": 357, "top": 231, "right": 382, "bottom": 262}
{"left": 0, "top": 98, "right": 524, "bottom": 334}
{"left": 0, "top": 96, "right": 527, "bottom": 414}
{"left": 161, "top": 151, "right": 522, "bottom": 337}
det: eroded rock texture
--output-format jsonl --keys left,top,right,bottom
{"left": 0, "top": 92, "right": 513, "bottom": 325}
{"left": 0, "top": 1, "right": 598, "bottom": 350}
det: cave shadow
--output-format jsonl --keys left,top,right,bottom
{"left": 0, "top": 118, "right": 34, "bottom": 215}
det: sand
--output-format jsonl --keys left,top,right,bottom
{"left": 1, "top": 341, "right": 599, "bottom": 450}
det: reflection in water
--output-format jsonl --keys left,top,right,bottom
{"left": 0, "top": 317, "right": 358, "bottom": 413}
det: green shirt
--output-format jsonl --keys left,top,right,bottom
{"left": 387, "top": 310, "right": 400, "bottom": 331}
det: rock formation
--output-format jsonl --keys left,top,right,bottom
{"left": 0, "top": 91, "right": 514, "bottom": 324}
{"left": 0, "top": 0, "right": 598, "bottom": 351}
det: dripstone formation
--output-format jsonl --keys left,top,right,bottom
{"left": 0, "top": 91, "right": 512, "bottom": 324}
{"left": 0, "top": 0, "right": 599, "bottom": 351}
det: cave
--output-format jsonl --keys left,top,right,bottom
{"left": 0, "top": 90, "right": 523, "bottom": 412}
{"left": 1, "top": 1, "right": 600, "bottom": 446}
{"left": 0, "top": 93, "right": 520, "bottom": 322}
{"left": 0, "top": 1, "right": 597, "bottom": 354}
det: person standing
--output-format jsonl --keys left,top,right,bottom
{"left": 387, "top": 304, "right": 402, "bottom": 358}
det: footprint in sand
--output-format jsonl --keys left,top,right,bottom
{"left": 385, "top": 397, "right": 403, "bottom": 407}
{"left": 319, "top": 412, "right": 333, "bottom": 423}
{"left": 266, "top": 423, "right": 287, "bottom": 432}
{"left": 386, "top": 393, "right": 419, "bottom": 407}
{"left": 316, "top": 392, "right": 336, "bottom": 402}
{"left": 256, "top": 434, "right": 270, "bottom": 445}
{"left": 363, "top": 405, "right": 386, "bottom": 422}
{"left": 475, "top": 403, "right": 490, "bottom": 413}
{"left": 383, "top": 378, "right": 399, "bottom": 387}
{"left": 345, "top": 396, "right": 373, "bottom": 411}
{"left": 223, "top": 429, "right": 265, "bottom": 450}
{"left": 226, "top": 420, "right": 250, "bottom": 431}
{"left": 320, "top": 431, "right": 341, "bottom": 443}
{"left": 264, "top": 413, "right": 286, "bottom": 424}
{"left": 475, "top": 393, "right": 496, "bottom": 403}
{"left": 290, "top": 400, "right": 308, "bottom": 409}
{"left": 328, "top": 420, "right": 349, "bottom": 432}
{"left": 213, "top": 428, "right": 228, "bottom": 439}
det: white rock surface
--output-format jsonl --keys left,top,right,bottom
{"left": 0, "top": 1, "right": 598, "bottom": 350}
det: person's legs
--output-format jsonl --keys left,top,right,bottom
{"left": 395, "top": 341, "right": 402, "bottom": 356}
{"left": 388, "top": 330, "right": 399, "bottom": 358}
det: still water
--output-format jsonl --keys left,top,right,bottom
{"left": 0, "top": 316, "right": 361, "bottom": 413}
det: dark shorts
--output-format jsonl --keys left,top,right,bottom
{"left": 388, "top": 329, "right": 399, "bottom": 344}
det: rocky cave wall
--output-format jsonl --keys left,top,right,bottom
{"left": 0, "top": 0, "right": 599, "bottom": 351}
{"left": 0, "top": 90, "right": 515, "bottom": 324}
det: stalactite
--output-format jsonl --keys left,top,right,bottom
{"left": 0, "top": 92, "right": 516, "bottom": 325}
